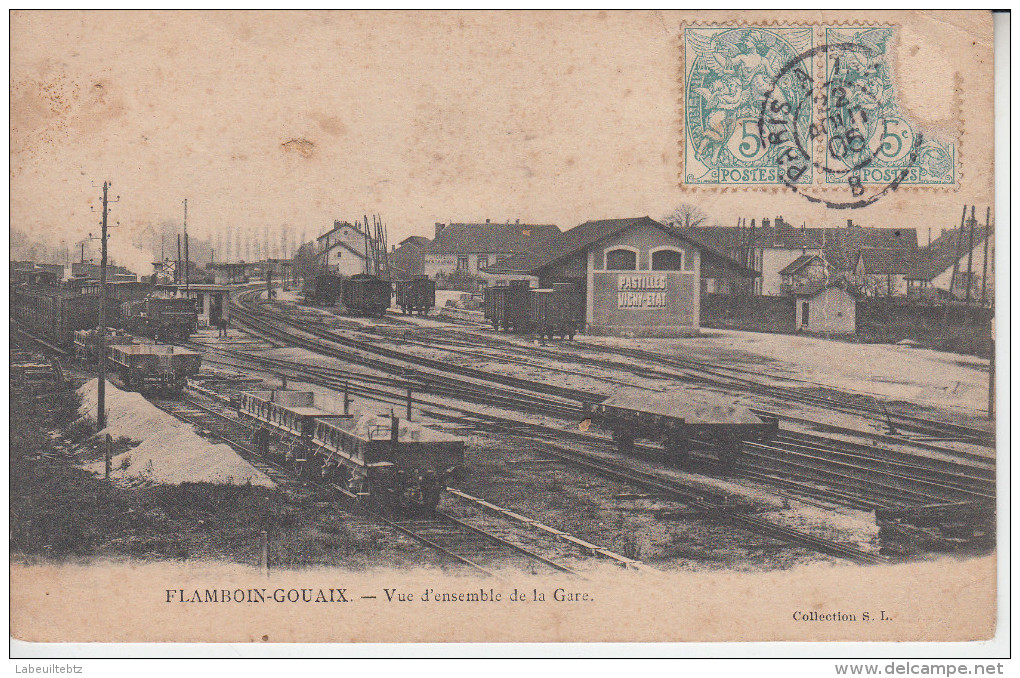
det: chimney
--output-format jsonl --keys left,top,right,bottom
{"left": 846, "top": 218, "right": 854, "bottom": 228}
{"left": 435, "top": 222, "right": 446, "bottom": 238}
{"left": 515, "top": 219, "right": 520, "bottom": 225}
{"left": 762, "top": 217, "right": 770, "bottom": 229}
{"left": 485, "top": 218, "right": 491, "bottom": 224}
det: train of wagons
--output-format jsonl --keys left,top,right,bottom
{"left": 304, "top": 273, "right": 436, "bottom": 317}
{"left": 483, "top": 280, "right": 584, "bottom": 340}
{"left": 238, "top": 388, "right": 464, "bottom": 511}
{"left": 11, "top": 280, "right": 203, "bottom": 395}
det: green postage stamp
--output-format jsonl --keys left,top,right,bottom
{"left": 682, "top": 25, "right": 958, "bottom": 197}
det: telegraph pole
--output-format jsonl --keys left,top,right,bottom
{"left": 91, "top": 181, "right": 119, "bottom": 430}
{"left": 183, "top": 198, "right": 190, "bottom": 294}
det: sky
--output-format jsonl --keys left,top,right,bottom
{"left": 10, "top": 11, "right": 994, "bottom": 267}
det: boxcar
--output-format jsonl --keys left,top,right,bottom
{"left": 590, "top": 387, "right": 779, "bottom": 471}
{"left": 106, "top": 343, "right": 202, "bottom": 393}
{"left": 11, "top": 285, "right": 101, "bottom": 347}
{"left": 529, "top": 282, "right": 583, "bottom": 340}
{"left": 238, "top": 389, "right": 465, "bottom": 511}
{"left": 395, "top": 275, "right": 436, "bottom": 316}
{"left": 483, "top": 280, "right": 531, "bottom": 331}
{"left": 341, "top": 274, "right": 392, "bottom": 317}
{"left": 305, "top": 273, "right": 343, "bottom": 306}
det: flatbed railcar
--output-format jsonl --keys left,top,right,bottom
{"left": 590, "top": 387, "right": 779, "bottom": 471}
{"left": 106, "top": 343, "right": 202, "bottom": 394}
{"left": 73, "top": 328, "right": 134, "bottom": 364}
{"left": 395, "top": 275, "right": 436, "bottom": 316}
{"left": 238, "top": 389, "right": 465, "bottom": 512}
{"left": 341, "top": 274, "right": 392, "bottom": 317}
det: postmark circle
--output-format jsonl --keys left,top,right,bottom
{"left": 757, "top": 41, "right": 922, "bottom": 209}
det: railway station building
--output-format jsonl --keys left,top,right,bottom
{"left": 487, "top": 216, "right": 758, "bottom": 337}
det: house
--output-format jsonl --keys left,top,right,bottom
{"left": 792, "top": 281, "right": 858, "bottom": 335}
{"left": 423, "top": 220, "right": 561, "bottom": 281}
{"left": 315, "top": 220, "right": 374, "bottom": 276}
{"left": 905, "top": 226, "right": 993, "bottom": 303}
{"left": 779, "top": 254, "right": 828, "bottom": 295}
{"left": 389, "top": 235, "right": 430, "bottom": 278}
{"left": 485, "top": 216, "right": 758, "bottom": 337}
{"left": 683, "top": 217, "right": 918, "bottom": 296}
{"left": 854, "top": 247, "right": 917, "bottom": 296}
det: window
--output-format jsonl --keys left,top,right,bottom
{"left": 457, "top": 256, "right": 469, "bottom": 271}
{"left": 605, "top": 248, "right": 637, "bottom": 271}
{"left": 651, "top": 249, "right": 684, "bottom": 271}
{"left": 337, "top": 251, "right": 342, "bottom": 259}
{"left": 196, "top": 293, "right": 204, "bottom": 312}
{"left": 477, "top": 255, "right": 489, "bottom": 271}
{"left": 801, "top": 302, "right": 810, "bottom": 326}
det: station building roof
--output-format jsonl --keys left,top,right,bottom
{"left": 484, "top": 216, "right": 759, "bottom": 277}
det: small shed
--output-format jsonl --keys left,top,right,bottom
{"left": 791, "top": 281, "right": 857, "bottom": 335}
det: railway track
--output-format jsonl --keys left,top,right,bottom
{"left": 190, "top": 326, "right": 891, "bottom": 565}
{"left": 222, "top": 300, "right": 996, "bottom": 513}
{"left": 149, "top": 391, "right": 589, "bottom": 577}
{"left": 377, "top": 317, "right": 994, "bottom": 448}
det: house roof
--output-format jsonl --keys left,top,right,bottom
{"left": 318, "top": 238, "right": 368, "bottom": 260}
{"left": 680, "top": 223, "right": 918, "bottom": 272}
{"left": 856, "top": 247, "right": 917, "bottom": 275}
{"left": 905, "top": 227, "right": 990, "bottom": 281}
{"left": 779, "top": 254, "right": 824, "bottom": 276}
{"left": 485, "top": 216, "right": 759, "bottom": 277}
{"left": 789, "top": 279, "right": 861, "bottom": 299}
{"left": 316, "top": 220, "right": 368, "bottom": 243}
{"left": 427, "top": 223, "right": 561, "bottom": 256}
{"left": 399, "top": 235, "right": 430, "bottom": 248}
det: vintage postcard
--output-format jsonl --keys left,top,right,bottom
{"left": 9, "top": 10, "right": 1000, "bottom": 648}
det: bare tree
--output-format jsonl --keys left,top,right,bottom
{"left": 662, "top": 203, "right": 710, "bottom": 229}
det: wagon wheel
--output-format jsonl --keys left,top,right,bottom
{"left": 718, "top": 441, "right": 741, "bottom": 475}
{"left": 613, "top": 429, "right": 635, "bottom": 454}
{"left": 665, "top": 435, "right": 691, "bottom": 470}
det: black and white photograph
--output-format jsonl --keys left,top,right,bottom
{"left": 8, "top": 9, "right": 1006, "bottom": 654}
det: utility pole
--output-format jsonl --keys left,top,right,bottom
{"left": 965, "top": 205, "right": 976, "bottom": 304}
{"left": 981, "top": 207, "right": 991, "bottom": 305}
{"left": 183, "top": 198, "right": 190, "bottom": 294}
{"left": 90, "top": 180, "right": 119, "bottom": 431}
{"left": 949, "top": 205, "right": 966, "bottom": 299}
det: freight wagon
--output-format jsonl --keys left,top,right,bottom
{"left": 395, "top": 275, "right": 436, "bottom": 316}
{"left": 106, "top": 343, "right": 202, "bottom": 393}
{"left": 238, "top": 389, "right": 465, "bottom": 511}
{"left": 590, "top": 387, "right": 779, "bottom": 471}
{"left": 304, "top": 273, "right": 344, "bottom": 306}
{"left": 341, "top": 274, "right": 392, "bottom": 317}
{"left": 11, "top": 285, "right": 101, "bottom": 347}
{"left": 484, "top": 280, "right": 583, "bottom": 340}
{"left": 73, "top": 328, "right": 134, "bottom": 364}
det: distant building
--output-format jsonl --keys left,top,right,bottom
{"left": 682, "top": 217, "right": 918, "bottom": 296}
{"left": 779, "top": 254, "right": 829, "bottom": 295}
{"left": 792, "top": 281, "right": 858, "bottom": 335}
{"left": 154, "top": 283, "right": 232, "bottom": 328}
{"left": 854, "top": 247, "right": 917, "bottom": 296}
{"left": 905, "top": 226, "right": 993, "bottom": 302}
{"left": 424, "top": 220, "right": 561, "bottom": 281}
{"left": 486, "top": 216, "right": 757, "bottom": 337}
{"left": 389, "top": 235, "right": 430, "bottom": 278}
{"left": 316, "top": 220, "right": 374, "bottom": 276}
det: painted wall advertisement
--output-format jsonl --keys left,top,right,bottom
{"left": 617, "top": 273, "right": 668, "bottom": 308}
